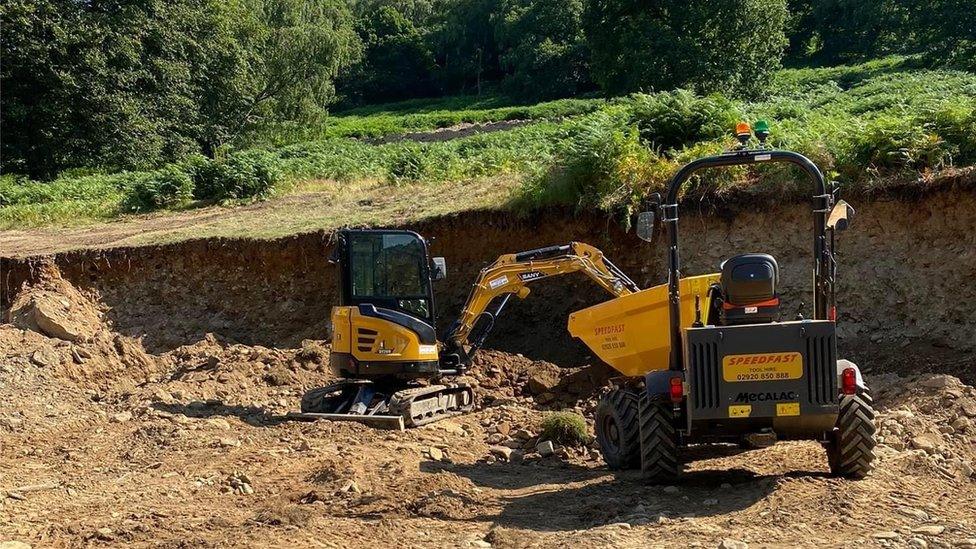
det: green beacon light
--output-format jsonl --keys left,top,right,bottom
{"left": 754, "top": 119, "right": 770, "bottom": 145}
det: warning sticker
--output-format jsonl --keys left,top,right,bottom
{"left": 776, "top": 402, "right": 801, "bottom": 416}
{"left": 729, "top": 405, "right": 752, "bottom": 418}
{"left": 488, "top": 275, "right": 509, "bottom": 289}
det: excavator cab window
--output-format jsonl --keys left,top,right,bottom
{"left": 343, "top": 231, "right": 435, "bottom": 321}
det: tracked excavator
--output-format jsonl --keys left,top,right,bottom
{"left": 293, "top": 230, "right": 639, "bottom": 429}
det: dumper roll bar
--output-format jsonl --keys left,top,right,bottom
{"left": 661, "top": 149, "right": 832, "bottom": 371}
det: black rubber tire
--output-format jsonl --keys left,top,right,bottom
{"left": 595, "top": 388, "right": 642, "bottom": 470}
{"left": 638, "top": 395, "right": 681, "bottom": 483}
{"left": 826, "top": 390, "right": 877, "bottom": 479}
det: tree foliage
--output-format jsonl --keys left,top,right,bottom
{"left": 2, "top": 0, "right": 972, "bottom": 179}
{"left": 495, "top": 0, "right": 592, "bottom": 99}
{"left": 1, "top": 0, "right": 359, "bottom": 178}
{"left": 786, "top": 0, "right": 975, "bottom": 69}
{"left": 339, "top": 0, "right": 438, "bottom": 103}
{"left": 583, "top": 0, "right": 790, "bottom": 96}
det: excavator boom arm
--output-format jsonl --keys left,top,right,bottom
{"left": 442, "top": 242, "right": 638, "bottom": 365}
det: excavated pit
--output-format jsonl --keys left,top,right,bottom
{"left": 3, "top": 189, "right": 974, "bottom": 382}
{"left": 3, "top": 190, "right": 976, "bottom": 547}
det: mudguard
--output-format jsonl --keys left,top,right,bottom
{"left": 644, "top": 369, "right": 683, "bottom": 398}
{"left": 837, "top": 359, "right": 868, "bottom": 391}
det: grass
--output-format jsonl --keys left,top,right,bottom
{"left": 2, "top": 57, "right": 974, "bottom": 236}
{"left": 540, "top": 411, "right": 591, "bottom": 447}
{"left": 0, "top": 177, "right": 521, "bottom": 256}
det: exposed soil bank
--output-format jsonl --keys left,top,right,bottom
{"left": 3, "top": 190, "right": 975, "bottom": 380}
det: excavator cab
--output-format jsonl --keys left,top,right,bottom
{"left": 330, "top": 229, "right": 445, "bottom": 381}
{"left": 338, "top": 229, "right": 443, "bottom": 322}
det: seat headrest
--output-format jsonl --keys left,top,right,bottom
{"left": 720, "top": 253, "right": 779, "bottom": 305}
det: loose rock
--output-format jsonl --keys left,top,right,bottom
{"left": 30, "top": 347, "right": 60, "bottom": 368}
{"left": 536, "top": 440, "right": 555, "bottom": 457}
{"left": 911, "top": 434, "right": 940, "bottom": 453}
{"left": 490, "top": 445, "right": 513, "bottom": 461}
{"left": 921, "top": 375, "right": 955, "bottom": 389}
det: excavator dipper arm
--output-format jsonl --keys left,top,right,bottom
{"left": 441, "top": 242, "right": 638, "bottom": 368}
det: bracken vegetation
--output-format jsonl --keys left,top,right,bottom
{"left": 2, "top": 59, "right": 974, "bottom": 230}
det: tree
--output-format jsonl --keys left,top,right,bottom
{"left": 432, "top": 0, "right": 503, "bottom": 95}
{"left": 338, "top": 1, "right": 439, "bottom": 103}
{"left": 495, "top": 0, "right": 592, "bottom": 99}
{"left": 784, "top": 0, "right": 974, "bottom": 69}
{"left": 909, "top": 0, "right": 975, "bottom": 70}
{"left": 583, "top": 0, "right": 789, "bottom": 97}
{"left": 1, "top": 0, "right": 221, "bottom": 176}
{"left": 205, "top": 0, "right": 361, "bottom": 151}
{"left": 0, "top": 0, "right": 360, "bottom": 177}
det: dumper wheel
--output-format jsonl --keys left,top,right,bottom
{"left": 595, "top": 388, "right": 641, "bottom": 469}
{"left": 826, "top": 390, "right": 877, "bottom": 479}
{"left": 639, "top": 395, "right": 681, "bottom": 483}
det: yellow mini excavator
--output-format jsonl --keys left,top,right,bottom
{"left": 295, "top": 229, "right": 639, "bottom": 429}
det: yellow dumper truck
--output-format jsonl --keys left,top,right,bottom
{"left": 570, "top": 123, "right": 875, "bottom": 482}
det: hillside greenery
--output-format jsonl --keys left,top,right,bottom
{"left": 3, "top": 59, "right": 973, "bottom": 230}
{"left": 2, "top": 0, "right": 973, "bottom": 180}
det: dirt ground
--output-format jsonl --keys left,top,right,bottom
{"left": 2, "top": 265, "right": 975, "bottom": 549}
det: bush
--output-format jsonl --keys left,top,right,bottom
{"left": 848, "top": 116, "right": 953, "bottom": 171}
{"left": 386, "top": 143, "right": 434, "bottom": 184}
{"left": 929, "top": 102, "right": 976, "bottom": 163}
{"left": 192, "top": 151, "right": 283, "bottom": 200}
{"left": 123, "top": 166, "right": 194, "bottom": 212}
{"left": 540, "top": 411, "right": 591, "bottom": 447}
{"left": 629, "top": 91, "right": 741, "bottom": 152}
{"left": 519, "top": 111, "right": 658, "bottom": 224}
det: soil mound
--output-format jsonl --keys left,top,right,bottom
{"left": 7, "top": 261, "right": 102, "bottom": 343}
{"left": 1, "top": 262, "right": 157, "bottom": 387}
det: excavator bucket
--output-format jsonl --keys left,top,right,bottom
{"left": 568, "top": 274, "right": 719, "bottom": 376}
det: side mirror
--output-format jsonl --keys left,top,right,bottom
{"left": 432, "top": 257, "right": 447, "bottom": 280}
{"left": 636, "top": 211, "right": 655, "bottom": 242}
{"left": 827, "top": 200, "right": 855, "bottom": 232}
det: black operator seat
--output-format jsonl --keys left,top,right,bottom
{"left": 718, "top": 253, "right": 780, "bottom": 325}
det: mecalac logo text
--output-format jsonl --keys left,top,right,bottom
{"left": 734, "top": 391, "right": 798, "bottom": 403}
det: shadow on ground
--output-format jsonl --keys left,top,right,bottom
{"left": 152, "top": 401, "right": 284, "bottom": 427}
{"left": 420, "top": 456, "right": 830, "bottom": 532}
